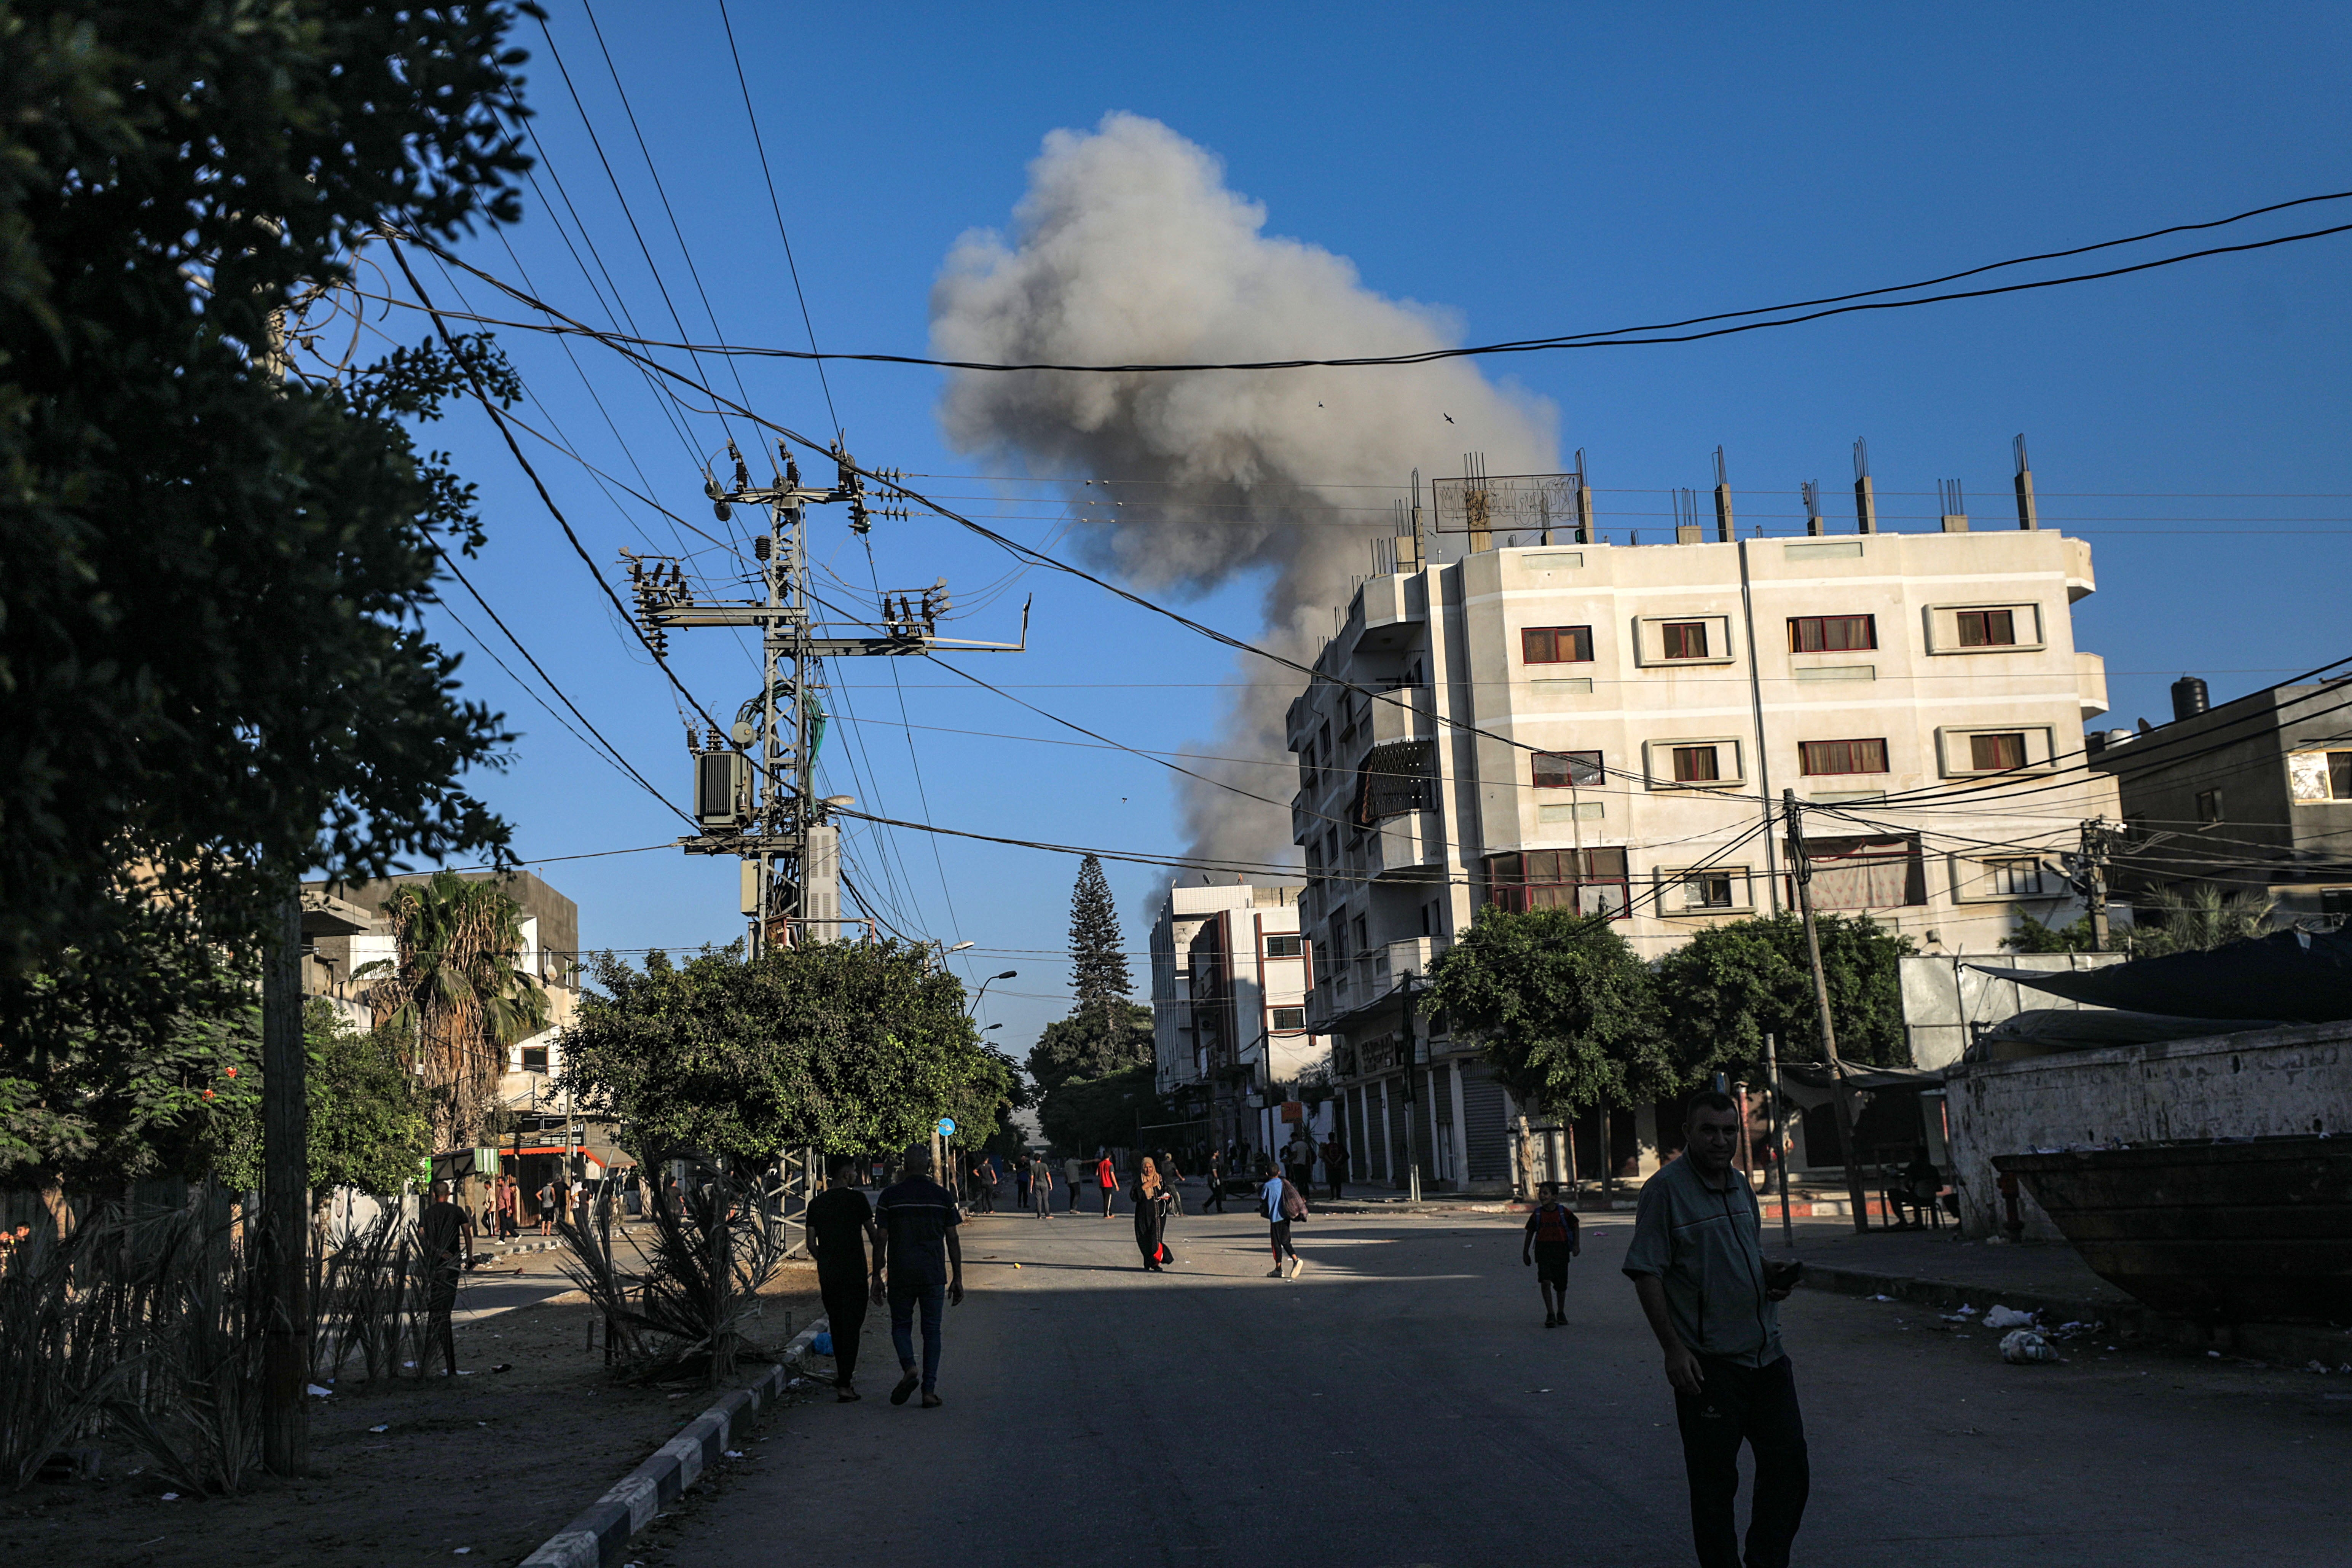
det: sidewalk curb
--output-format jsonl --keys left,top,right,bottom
{"left": 518, "top": 1318, "right": 827, "bottom": 1568}
{"left": 1799, "top": 1263, "right": 2352, "bottom": 1367}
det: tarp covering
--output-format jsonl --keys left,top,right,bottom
{"left": 1776, "top": 1061, "right": 1944, "bottom": 1110}
{"left": 1981, "top": 1007, "right": 2297, "bottom": 1051}
{"left": 1968, "top": 927, "right": 2352, "bottom": 1023}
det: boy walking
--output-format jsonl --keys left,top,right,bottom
{"left": 874, "top": 1145, "right": 965, "bottom": 1408}
{"left": 1260, "top": 1162, "right": 1304, "bottom": 1279}
{"left": 1522, "top": 1181, "right": 1582, "bottom": 1326}
{"left": 1027, "top": 1153, "right": 1055, "bottom": 1219}
{"left": 805, "top": 1153, "right": 881, "bottom": 1401}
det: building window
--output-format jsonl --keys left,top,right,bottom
{"left": 1484, "top": 848, "right": 1631, "bottom": 918}
{"left": 1264, "top": 934, "right": 1303, "bottom": 958}
{"left": 1969, "top": 732, "right": 2028, "bottom": 771}
{"left": 1788, "top": 615, "right": 1877, "bottom": 653}
{"left": 1532, "top": 749, "right": 1605, "bottom": 788}
{"left": 2197, "top": 788, "right": 2224, "bottom": 827}
{"left": 1351, "top": 914, "right": 1368, "bottom": 954}
{"left": 1521, "top": 625, "right": 1593, "bottom": 664}
{"left": 2288, "top": 750, "right": 2352, "bottom": 802}
{"left": 1269, "top": 1006, "right": 1306, "bottom": 1031}
{"left": 1988, "top": 858, "right": 2047, "bottom": 896}
{"left": 1683, "top": 872, "right": 1737, "bottom": 909}
{"left": 1660, "top": 621, "right": 1711, "bottom": 660}
{"left": 521, "top": 1044, "right": 549, "bottom": 1074}
{"left": 1799, "top": 738, "right": 1889, "bottom": 776}
{"left": 1792, "top": 835, "right": 1925, "bottom": 909}
{"left": 1957, "top": 608, "right": 2018, "bottom": 648}
{"left": 1671, "top": 745, "right": 1722, "bottom": 783}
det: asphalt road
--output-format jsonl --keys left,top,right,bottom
{"left": 643, "top": 1200, "right": 2352, "bottom": 1568}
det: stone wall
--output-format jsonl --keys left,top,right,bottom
{"left": 1944, "top": 1020, "right": 2352, "bottom": 1238}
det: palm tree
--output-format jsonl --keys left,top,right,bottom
{"left": 2130, "top": 883, "right": 2276, "bottom": 959}
{"left": 355, "top": 871, "right": 549, "bottom": 1152}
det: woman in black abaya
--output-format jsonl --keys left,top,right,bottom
{"left": 1131, "top": 1156, "right": 1176, "bottom": 1271}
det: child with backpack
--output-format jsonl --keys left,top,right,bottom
{"left": 1523, "top": 1181, "right": 1582, "bottom": 1326}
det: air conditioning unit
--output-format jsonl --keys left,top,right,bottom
{"left": 694, "top": 750, "right": 750, "bottom": 828}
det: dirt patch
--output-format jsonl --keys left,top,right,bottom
{"left": 0, "top": 1259, "right": 826, "bottom": 1568}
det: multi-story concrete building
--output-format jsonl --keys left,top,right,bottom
{"left": 2090, "top": 675, "right": 2352, "bottom": 922}
{"left": 301, "top": 870, "right": 610, "bottom": 1202}
{"left": 1288, "top": 501, "right": 2119, "bottom": 1193}
{"left": 1150, "top": 881, "right": 1328, "bottom": 1162}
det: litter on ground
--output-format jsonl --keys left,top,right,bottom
{"left": 2001, "top": 1328, "right": 2061, "bottom": 1364}
{"left": 1984, "top": 1305, "right": 2037, "bottom": 1329}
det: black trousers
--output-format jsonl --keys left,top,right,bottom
{"left": 1673, "top": 1355, "right": 1809, "bottom": 1568}
{"left": 818, "top": 1271, "right": 869, "bottom": 1387}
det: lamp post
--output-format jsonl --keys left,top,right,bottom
{"left": 969, "top": 969, "right": 1018, "bottom": 1017}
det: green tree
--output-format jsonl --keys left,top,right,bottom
{"left": 1650, "top": 912, "right": 1914, "bottom": 1083}
{"left": 1067, "top": 855, "right": 1132, "bottom": 1033}
{"left": 557, "top": 941, "right": 1021, "bottom": 1169}
{"left": 1035, "top": 1064, "right": 1168, "bottom": 1156}
{"left": 0, "top": 2, "right": 531, "bottom": 987}
{"left": 2003, "top": 914, "right": 2101, "bottom": 952}
{"left": 210, "top": 999, "right": 433, "bottom": 1202}
{"left": 1027, "top": 1000, "right": 1154, "bottom": 1100}
{"left": 355, "top": 871, "right": 548, "bottom": 1152}
{"left": 1419, "top": 909, "right": 1670, "bottom": 1116}
{"left": 2130, "top": 883, "right": 2275, "bottom": 958}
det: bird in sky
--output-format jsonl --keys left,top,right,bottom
{"left": 1443, "top": 413, "right": 1455, "bottom": 424}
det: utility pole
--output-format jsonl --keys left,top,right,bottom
{"left": 631, "top": 439, "right": 1025, "bottom": 955}
{"left": 2079, "top": 818, "right": 2114, "bottom": 952}
{"left": 1783, "top": 790, "right": 1870, "bottom": 1234}
{"left": 257, "top": 288, "right": 308, "bottom": 1479}
{"left": 1765, "top": 1031, "right": 1794, "bottom": 1251}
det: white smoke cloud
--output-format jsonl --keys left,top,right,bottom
{"left": 931, "top": 112, "right": 1557, "bottom": 873}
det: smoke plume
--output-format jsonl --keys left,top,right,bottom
{"left": 931, "top": 113, "right": 1556, "bottom": 873}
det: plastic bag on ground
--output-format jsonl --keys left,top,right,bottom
{"left": 1984, "top": 1305, "right": 2037, "bottom": 1329}
{"left": 812, "top": 1330, "right": 834, "bottom": 1356}
{"left": 2001, "top": 1328, "right": 2060, "bottom": 1363}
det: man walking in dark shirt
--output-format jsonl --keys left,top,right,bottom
{"left": 804, "top": 1153, "right": 881, "bottom": 1402}
{"left": 1624, "top": 1091, "right": 1808, "bottom": 1568}
{"left": 416, "top": 1179, "right": 475, "bottom": 1376}
{"left": 874, "top": 1145, "right": 964, "bottom": 1408}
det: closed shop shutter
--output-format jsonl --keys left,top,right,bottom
{"left": 1459, "top": 1060, "right": 1510, "bottom": 1182}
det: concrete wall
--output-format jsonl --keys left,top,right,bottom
{"left": 1943, "top": 1020, "right": 2352, "bottom": 1238}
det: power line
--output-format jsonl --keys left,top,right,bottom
{"left": 399, "top": 188, "right": 2352, "bottom": 372}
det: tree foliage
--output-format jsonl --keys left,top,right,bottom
{"left": 210, "top": 999, "right": 434, "bottom": 1202}
{"left": 1419, "top": 909, "right": 1671, "bottom": 1116}
{"left": 2003, "top": 913, "right": 2102, "bottom": 952}
{"left": 0, "top": 1, "right": 533, "bottom": 983}
{"left": 2130, "top": 883, "right": 2275, "bottom": 958}
{"left": 557, "top": 941, "right": 1022, "bottom": 1169}
{"left": 1027, "top": 1000, "right": 1154, "bottom": 1100}
{"left": 355, "top": 871, "right": 548, "bottom": 1150}
{"left": 1035, "top": 1064, "right": 1167, "bottom": 1157}
{"left": 1650, "top": 912, "right": 1914, "bottom": 1082}
{"left": 1067, "top": 854, "right": 1132, "bottom": 1030}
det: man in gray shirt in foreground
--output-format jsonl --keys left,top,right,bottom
{"left": 1623, "top": 1090, "right": 1807, "bottom": 1568}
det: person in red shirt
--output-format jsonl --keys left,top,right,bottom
{"left": 1095, "top": 1150, "right": 1119, "bottom": 1218}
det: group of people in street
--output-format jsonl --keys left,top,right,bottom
{"left": 805, "top": 1146, "right": 964, "bottom": 1408}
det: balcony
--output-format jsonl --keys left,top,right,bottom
{"left": 2075, "top": 649, "right": 2108, "bottom": 720}
{"left": 1366, "top": 809, "right": 1445, "bottom": 881}
{"left": 1368, "top": 683, "right": 1434, "bottom": 747}
{"left": 1306, "top": 935, "right": 1452, "bottom": 1031}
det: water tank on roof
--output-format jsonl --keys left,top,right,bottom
{"left": 2171, "top": 676, "right": 2210, "bottom": 722}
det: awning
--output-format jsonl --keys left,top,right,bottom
{"left": 1968, "top": 927, "right": 2352, "bottom": 1023}
{"left": 505, "top": 1146, "right": 630, "bottom": 1168}
{"left": 1776, "top": 1061, "right": 1944, "bottom": 1110}
{"left": 1982, "top": 1007, "right": 2296, "bottom": 1051}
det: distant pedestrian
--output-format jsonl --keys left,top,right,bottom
{"left": 1323, "top": 1134, "right": 1349, "bottom": 1200}
{"left": 1028, "top": 1154, "right": 1055, "bottom": 1219}
{"left": 1130, "top": 1156, "right": 1176, "bottom": 1271}
{"left": 1261, "top": 1162, "right": 1304, "bottom": 1279}
{"left": 1016, "top": 1157, "right": 1031, "bottom": 1211}
{"left": 416, "top": 1180, "right": 474, "bottom": 1375}
{"left": 535, "top": 1177, "right": 557, "bottom": 1237}
{"left": 1282, "top": 1128, "right": 1315, "bottom": 1198}
{"left": 874, "top": 1145, "right": 964, "bottom": 1409}
{"left": 1523, "top": 1181, "right": 1582, "bottom": 1327}
{"left": 1095, "top": 1151, "right": 1119, "bottom": 1217}
{"left": 806, "top": 1153, "right": 882, "bottom": 1402}
{"left": 1202, "top": 1148, "right": 1227, "bottom": 1213}
{"left": 1624, "top": 1091, "right": 1808, "bottom": 1568}
{"left": 1064, "top": 1154, "right": 1086, "bottom": 1213}
{"left": 494, "top": 1175, "right": 520, "bottom": 1240}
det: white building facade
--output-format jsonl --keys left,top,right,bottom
{"left": 1150, "top": 881, "right": 1331, "bottom": 1164}
{"left": 1289, "top": 517, "right": 2119, "bottom": 1193}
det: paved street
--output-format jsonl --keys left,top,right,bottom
{"left": 649, "top": 1200, "right": 2352, "bottom": 1568}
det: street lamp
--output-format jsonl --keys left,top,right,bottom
{"left": 969, "top": 969, "right": 1018, "bottom": 1016}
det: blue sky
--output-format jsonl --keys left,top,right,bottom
{"left": 400, "top": 2, "right": 2352, "bottom": 1055}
